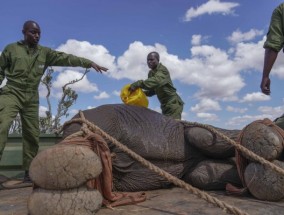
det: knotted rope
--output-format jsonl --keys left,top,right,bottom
{"left": 60, "top": 112, "right": 249, "bottom": 215}
{"left": 179, "top": 120, "right": 284, "bottom": 177}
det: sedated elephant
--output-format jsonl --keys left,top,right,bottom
{"left": 62, "top": 104, "right": 242, "bottom": 192}
{"left": 28, "top": 104, "right": 284, "bottom": 214}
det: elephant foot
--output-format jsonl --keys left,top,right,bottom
{"left": 28, "top": 187, "right": 103, "bottom": 215}
{"left": 240, "top": 120, "right": 283, "bottom": 161}
{"left": 29, "top": 144, "right": 102, "bottom": 190}
{"left": 184, "top": 126, "right": 238, "bottom": 158}
{"left": 244, "top": 160, "right": 284, "bottom": 201}
{"left": 183, "top": 159, "right": 241, "bottom": 190}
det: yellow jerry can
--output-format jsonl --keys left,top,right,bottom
{"left": 120, "top": 84, "right": 149, "bottom": 108}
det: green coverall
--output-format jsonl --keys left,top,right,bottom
{"left": 0, "top": 40, "right": 93, "bottom": 170}
{"left": 131, "top": 63, "right": 184, "bottom": 119}
{"left": 264, "top": 3, "right": 284, "bottom": 129}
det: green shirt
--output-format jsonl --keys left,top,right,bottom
{"left": 135, "top": 63, "right": 184, "bottom": 107}
{"left": 264, "top": 3, "right": 284, "bottom": 52}
{"left": 0, "top": 41, "right": 93, "bottom": 90}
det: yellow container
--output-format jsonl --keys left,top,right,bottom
{"left": 120, "top": 84, "right": 149, "bottom": 108}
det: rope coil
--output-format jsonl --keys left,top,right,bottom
{"left": 179, "top": 120, "right": 284, "bottom": 177}
{"left": 61, "top": 113, "right": 252, "bottom": 215}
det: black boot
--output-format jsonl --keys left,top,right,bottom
{"left": 23, "top": 170, "right": 32, "bottom": 183}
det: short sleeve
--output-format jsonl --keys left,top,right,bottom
{"left": 264, "top": 4, "right": 284, "bottom": 52}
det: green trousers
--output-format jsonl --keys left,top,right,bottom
{"left": 162, "top": 98, "right": 184, "bottom": 120}
{"left": 0, "top": 86, "right": 39, "bottom": 170}
{"left": 274, "top": 114, "right": 284, "bottom": 130}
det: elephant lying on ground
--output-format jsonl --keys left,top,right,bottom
{"left": 28, "top": 104, "right": 284, "bottom": 215}
{"left": 62, "top": 104, "right": 242, "bottom": 191}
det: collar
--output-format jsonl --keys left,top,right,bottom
{"left": 17, "top": 40, "right": 41, "bottom": 50}
{"left": 150, "top": 63, "right": 162, "bottom": 73}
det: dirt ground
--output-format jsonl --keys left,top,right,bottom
{"left": 0, "top": 186, "right": 284, "bottom": 215}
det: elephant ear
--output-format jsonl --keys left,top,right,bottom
{"left": 184, "top": 126, "right": 238, "bottom": 158}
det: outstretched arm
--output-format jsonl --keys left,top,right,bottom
{"left": 46, "top": 49, "right": 108, "bottom": 73}
{"left": 91, "top": 62, "right": 108, "bottom": 73}
{"left": 260, "top": 48, "right": 278, "bottom": 95}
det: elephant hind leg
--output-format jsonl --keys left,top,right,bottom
{"left": 184, "top": 126, "right": 237, "bottom": 158}
{"left": 183, "top": 159, "right": 241, "bottom": 190}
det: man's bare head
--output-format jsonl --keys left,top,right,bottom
{"left": 147, "top": 52, "right": 160, "bottom": 69}
{"left": 22, "top": 20, "right": 41, "bottom": 47}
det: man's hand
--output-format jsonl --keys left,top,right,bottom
{"left": 91, "top": 62, "right": 108, "bottom": 73}
{"left": 260, "top": 77, "right": 271, "bottom": 95}
{"left": 129, "top": 84, "right": 138, "bottom": 93}
{"left": 129, "top": 80, "right": 143, "bottom": 93}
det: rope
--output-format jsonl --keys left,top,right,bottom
{"left": 179, "top": 120, "right": 284, "bottom": 177}
{"left": 64, "top": 130, "right": 84, "bottom": 140}
{"left": 61, "top": 114, "right": 249, "bottom": 215}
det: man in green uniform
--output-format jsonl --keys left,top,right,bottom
{"left": 260, "top": 3, "right": 284, "bottom": 129}
{"left": 0, "top": 20, "right": 108, "bottom": 182}
{"left": 129, "top": 51, "right": 184, "bottom": 119}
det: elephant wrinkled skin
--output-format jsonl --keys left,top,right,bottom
{"left": 62, "top": 104, "right": 242, "bottom": 192}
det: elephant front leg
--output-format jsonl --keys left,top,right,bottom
{"left": 184, "top": 126, "right": 240, "bottom": 158}
{"left": 183, "top": 159, "right": 242, "bottom": 190}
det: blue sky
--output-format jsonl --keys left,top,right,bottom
{"left": 1, "top": 0, "right": 284, "bottom": 129}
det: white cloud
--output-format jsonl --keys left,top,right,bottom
{"left": 226, "top": 114, "right": 273, "bottom": 128}
{"left": 191, "top": 98, "right": 221, "bottom": 112}
{"left": 257, "top": 105, "right": 284, "bottom": 119}
{"left": 39, "top": 106, "right": 49, "bottom": 117}
{"left": 233, "top": 36, "right": 265, "bottom": 71}
{"left": 226, "top": 105, "right": 247, "bottom": 113}
{"left": 196, "top": 112, "right": 219, "bottom": 121}
{"left": 181, "top": 111, "right": 188, "bottom": 120}
{"left": 87, "top": 106, "right": 96, "bottom": 109}
{"left": 56, "top": 39, "right": 116, "bottom": 71}
{"left": 53, "top": 70, "right": 98, "bottom": 93}
{"left": 226, "top": 103, "right": 284, "bottom": 129}
{"left": 152, "top": 106, "right": 162, "bottom": 113}
{"left": 191, "top": 35, "right": 210, "bottom": 46}
{"left": 37, "top": 35, "right": 284, "bottom": 130}
{"left": 273, "top": 63, "right": 284, "bottom": 79}
{"left": 69, "top": 109, "right": 79, "bottom": 116}
{"left": 110, "top": 41, "right": 164, "bottom": 80}
{"left": 241, "top": 92, "right": 270, "bottom": 102}
{"left": 227, "top": 29, "right": 264, "bottom": 44}
{"left": 185, "top": 45, "right": 245, "bottom": 99}
{"left": 94, "top": 91, "right": 110, "bottom": 99}
{"left": 108, "top": 38, "right": 267, "bottom": 103}
{"left": 38, "top": 84, "right": 48, "bottom": 98}
{"left": 191, "top": 35, "right": 202, "bottom": 46}
{"left": 113, "top": 42, "right": 244, "bottom": 101}
{"left": 112, "top": 90, "right": 120, "bottom": 96}
{"left": 37, "top": 40, "right": 114, "bottom": 101}
{"left": 183, "top": 0, "right": 239, "bottom": 22}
